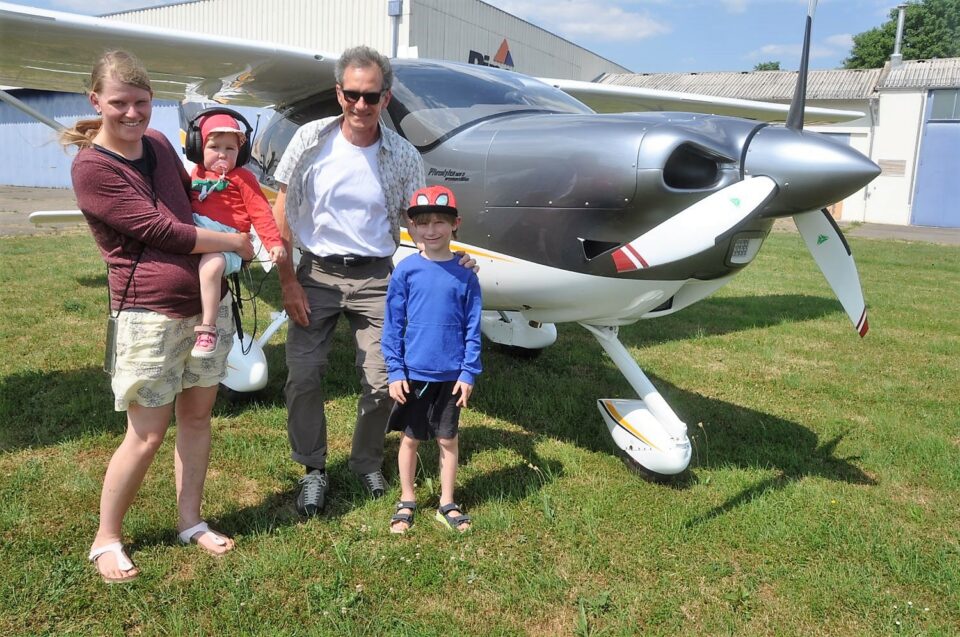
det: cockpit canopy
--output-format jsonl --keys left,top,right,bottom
{"left": 387, "top": 60, "right": 593, "bottom": 150}
{"left": 254, "top": 59, "right": 593, "bottom": 179}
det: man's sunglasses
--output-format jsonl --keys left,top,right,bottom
{"left": 340, "top": 88, "right": 386, "bottom": 105}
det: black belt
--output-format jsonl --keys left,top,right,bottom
{"left": 317, "top": 254, "right": 384, "bottom": 267}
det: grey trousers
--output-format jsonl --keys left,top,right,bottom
{"left": 285, "top": 253, "right": 393, "bottom": 475}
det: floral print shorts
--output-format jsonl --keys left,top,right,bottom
{"left": 110, "top": 294, "right": 234, "bottom": 411}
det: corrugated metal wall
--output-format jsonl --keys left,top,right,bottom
{"left": 407, "top": 0, "right": 628, "bottom": 79}
{"left": 105, "top": 0, "right": 395, "bottom": 60}
{"left": 0, "top": 91, "right": 181, "bottom": 188}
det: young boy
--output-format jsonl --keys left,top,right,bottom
{"left": 382, "top": 185, "right": 482, "bottom": 534}
{"left": 189, "top": 112, "right": 286, "bottom": 357}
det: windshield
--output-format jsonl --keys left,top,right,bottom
{"left": 387, "top": 60, "right": 593, "bottom": 149}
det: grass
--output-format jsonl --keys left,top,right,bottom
{"left": 1, "top": 230, "right": 958, "bottom": 636}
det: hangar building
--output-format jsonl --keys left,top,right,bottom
{"left": 101, "top": 0, "right": 629, "bottom": 81}
{"left": 0, "top": 0, "right": 627, "bottom": 189}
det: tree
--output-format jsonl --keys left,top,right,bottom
{"left": 844, "top": 0, "right": 960, "bottom": 69}
{"left": 753, "top": 61, "right": 781, "bottom": 71}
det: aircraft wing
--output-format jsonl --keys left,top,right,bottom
{"left": 541, "top": 77, "right": 864, "bottom": 124}
{"left": 2, "top": 2, "right": 864, "bottom": 124}
{"left": 0, "top": 2, "right": 337, "bottom": 107}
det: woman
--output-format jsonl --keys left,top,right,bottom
{"left": 62, "top": 51, "right": 252, "bottom": 583}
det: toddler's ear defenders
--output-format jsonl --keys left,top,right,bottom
{"left": 185, "top": 106, "right": 254, "bottom": 167}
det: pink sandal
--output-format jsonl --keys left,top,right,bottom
{"left": 192, "top": 324, "right": 218, "bottom": 358}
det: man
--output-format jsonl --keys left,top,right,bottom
{"left": 272, "top": 46, "right": 471, "bottom": 516}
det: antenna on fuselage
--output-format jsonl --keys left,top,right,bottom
{"left": 786, "top": 0, "right": 817, "bottom": 130}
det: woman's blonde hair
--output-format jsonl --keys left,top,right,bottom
{"left": 60, "top": 50, "right": 153, "bottom": 149}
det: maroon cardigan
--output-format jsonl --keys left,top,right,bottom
{"left": 72, "top": 129, "right": 214, "bottom": 318}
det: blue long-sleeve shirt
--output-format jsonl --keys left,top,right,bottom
{"left": 382, "top": 253, "right": 482, "bottom": 385}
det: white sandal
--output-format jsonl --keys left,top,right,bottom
{"left": 88, "top": 541, "right": 138, "bottom": 583}
{"left": 178, "top": 521, "right": 232, "bottom": 556}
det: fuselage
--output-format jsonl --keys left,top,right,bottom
{"left": 250, "top": 59, "right": 879, "bottom": 326}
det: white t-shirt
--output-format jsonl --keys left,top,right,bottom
{"left": 295, "top": 128, "right": 394, "bottom": 257}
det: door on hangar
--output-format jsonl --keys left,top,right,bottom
{"left": 912, "top": 89, "right": 960, "bottom": 228}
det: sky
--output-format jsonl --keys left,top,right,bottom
{"left": 15, "top": 0, "right": 899, "bottom": 73}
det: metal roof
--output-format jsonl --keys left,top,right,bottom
{"left": 599, "top": 68, "right": 884, "bottom": 101}
{"left": 880, "top": 58, "right": 960, "bottom": 89}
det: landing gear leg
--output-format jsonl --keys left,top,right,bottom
{"left": 581, "top": 324, "right": 692, "bottom": 478}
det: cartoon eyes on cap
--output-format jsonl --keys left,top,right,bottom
{"left": 436, "top": 194, "right": 449, "bottom": 206}
{"left": 416, "top": 194, "right": 430, "bottom": 205}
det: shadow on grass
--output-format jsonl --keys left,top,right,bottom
{"left": 618, "top": 293, "right": 845, "bottom": 348}
{"left": 380, "top": 425, "right": 565, "bottom": 510}
{"left": 129, "top": 490, "right": 302, "bottom": 553}
{"left": 469, "top": 292, "right": 876, "bottom": 522}
{"left": 0, "top": 311, "right": 366, "bottom": 450}
{"left": 474, "top": 345, "right": 872, "bottom": 485}
{"left": 681, "top": 430, "right": 873, "bottom": 529}
{"left": 74, "top": 273, "right": 107, "bottom": 288}
{"left": 677, "top": 395, "right": 876, "bottom": 527}
{"left": 0, "top": 367, "right": 120, "bottom": 450}
{"left": 1, "top": 289, "right": 870, "bottom": 529}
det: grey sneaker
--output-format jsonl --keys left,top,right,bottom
{"left": 360, "top": 470, "right": 387, "bottom": 499}
{"left": 296, "top": 470, "right": 329, "bottom": 516}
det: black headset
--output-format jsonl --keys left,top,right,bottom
{"left": 185, "top": 106, "right": 254, "bottom": 167}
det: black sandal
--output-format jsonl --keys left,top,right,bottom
{"left": 390, "top": 500, "right": 416, "bottom": 534}
{"left": 435, "top": 502, "right": 471, "bottom": 532}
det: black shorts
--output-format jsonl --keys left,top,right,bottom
{"left": 386, "top": 380, "right": 461, "bottom": 441}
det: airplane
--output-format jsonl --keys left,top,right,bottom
{"left": 0, "top": 1, "right": 879, "bottom": 479}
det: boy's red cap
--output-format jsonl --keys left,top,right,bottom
{"left": 407, "top": 185, "right": 458, "bottom": 217}
{"left": 199, "top": 113, "right": 245, "bottom": 144}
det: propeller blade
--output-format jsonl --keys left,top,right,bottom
{"left": 794, "top": 208, "right": 869, "bottom": 337}
{"left": 612, "top": 176, "right": 776, "bottom": 272}
{"left": 786, "top": 0, "right": 817, "bottom": 130}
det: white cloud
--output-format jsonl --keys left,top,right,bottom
{"left": 487, "top": 0, "right": 670, "bottom": 42}
{"left": 749, "top": 43, "right": 802, "bottom": 60}
{"left": 825, "top": 33, "right": 853, "bottom": 48}
{"left": 747, "top": 35, "right": 851, "bottom": 62}
{"left": 721, "top": 0, "right": 749, "bottom": 14}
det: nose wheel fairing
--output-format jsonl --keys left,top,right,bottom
{"left": 598, "top": 399, "right": 692, "bottom": 476}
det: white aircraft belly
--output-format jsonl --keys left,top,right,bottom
{"left": 395, "top": 240, "right": 687, "bottom": 325}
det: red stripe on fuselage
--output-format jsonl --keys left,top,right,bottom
{"left": 625, "top": 244, "right": 649, "bottom": 268}
{"left": 612, "top": 249, "right": 635, "bottom": 272}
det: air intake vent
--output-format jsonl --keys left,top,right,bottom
{"left": 663, "top": 144, "right": 723, "bottom": 190}
{"left": 581, "top": 238, "right": 621, "bottom": 260}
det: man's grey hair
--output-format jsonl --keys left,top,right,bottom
{"left": 335, "top": 46, "right": 393, "bottom": 91}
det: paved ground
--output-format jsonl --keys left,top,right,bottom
{"left": 0, "top": 185, "right": 84, "bottom": 236}
{"left": 2, "top": 184, "right": 959, "bottom": 244}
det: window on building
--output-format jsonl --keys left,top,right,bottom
{"left": 930, "top": 89, "right": 960, "bottom": 121}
